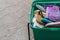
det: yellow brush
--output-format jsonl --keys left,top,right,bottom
{"left": 34, "top": 10, "right": 46, "bottom": 25}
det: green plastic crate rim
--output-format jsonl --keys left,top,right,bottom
{"left": 34, "top": 0, "right": 60, "bottom": 2}
{"left": 31, "top": 26, "right": 60, "bottom": 31}
{"left": 30, "top": 1, "right": 60, "bottom": 31}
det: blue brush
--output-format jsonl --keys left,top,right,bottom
{"left": 41, "top": 18, "right": 52, "bottom": 24}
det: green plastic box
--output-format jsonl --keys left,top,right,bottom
{"left": 30, "top": 0, "right": 60, "bottom": 40}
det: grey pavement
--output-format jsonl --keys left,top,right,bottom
{"left": 0, "top": 0, "right": 33, "bottom": 40}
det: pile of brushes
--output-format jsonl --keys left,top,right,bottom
{"left": 33, "top": 4, "right": 60, "bottom": 28}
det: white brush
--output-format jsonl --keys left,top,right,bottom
{"left": 33, "top": 17, "right": 44, "bottom": 28}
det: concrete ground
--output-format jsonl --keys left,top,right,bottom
{"left": 0, "top": 0, "right": 33, "bottom": 40}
